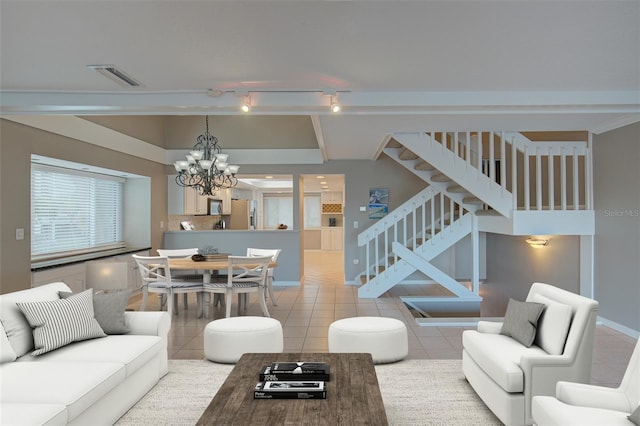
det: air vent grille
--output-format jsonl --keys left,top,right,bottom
{"left": 87, "top": 65, "right": 141, "bottom": 87}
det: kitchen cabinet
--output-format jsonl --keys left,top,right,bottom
{"left": 321, "top": 191, "right": 343, "bottom": 204}
{"left": 321, "top": 227, "right": 343, "bottom": 251}
{"left": 184, "top": 186, "right": 210, "bottom": 215}
{"left": 321, "top": 191, "right": 343, "bottom": 214}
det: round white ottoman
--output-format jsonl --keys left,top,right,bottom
{"left": 204, "top": 316, "right": 283, "bottom": 364}
{"left": 328, "top": 317, "right": 408, "bottom": 364}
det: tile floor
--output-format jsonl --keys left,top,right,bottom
{"left": 127, "top": 251, "right": 637, "bottom": 388}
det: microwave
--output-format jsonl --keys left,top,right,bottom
{"left": 208, "top": 199, "right": 223, "bottom": 215}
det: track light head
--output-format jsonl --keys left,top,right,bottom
{"left": 240, "top": 95, "right": 251, "bottom": 112}
{"left": 330, "top": 94, "right": 341, "bottom": 113}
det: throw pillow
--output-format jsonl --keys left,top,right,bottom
{"left": 16, "top": 289, "right": 106, "bottom": 356}
{"left": 60, "top": 289, "right": 131, "bottom": 334}
{"left": 629, "top": 405, "right": 640, "bottom": 426}
{"left": 529, "top": 293, "right": 573, "bottom": 355}
{"left": 500, "top": 298, "right": 545, "bottom": 347}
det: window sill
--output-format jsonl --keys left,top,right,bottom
{"left": 31, "top": 246, "right": 151, "bottom": 272}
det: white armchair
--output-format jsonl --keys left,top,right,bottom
{"left": 462, "top": 282, "right": 599, "bottom": 425}
{"left": 532, "top": 339, "right": 640, "bottom": 426}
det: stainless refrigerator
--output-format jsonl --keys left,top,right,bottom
{"left": 228, "top": 199, "right": 257, "bottom": 230}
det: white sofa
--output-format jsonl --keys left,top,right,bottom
{"left": 532, "top": 338, "right": 640, "bottom": 426}
{"left": 0, "top": 282, "right": 170, "bottom": 425}
{"left": 462, "top": 282, "right": 599, "bottom": 426}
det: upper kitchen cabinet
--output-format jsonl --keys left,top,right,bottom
{"left": 321, "top": 191, "right": 343, "bottom": 214}
{"left": 184, "top": 186, "right": 209, "bottom": 215}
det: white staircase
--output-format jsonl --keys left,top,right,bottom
{"left": 357, "top": 130, "right": 594, "bottom": 300}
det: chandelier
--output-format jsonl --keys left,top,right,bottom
{"left": 173, "top": 116, "right": 239, "bottom": 196}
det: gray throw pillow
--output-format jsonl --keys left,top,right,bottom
{"left": 629, "top": 405, "right": 640, "bottom": 426}
{"left": 500, "top": 298, "right": 545, "bottom": 347}
{"left": 17, "top": 289, "right": 106, "bottom": 356}
{"left": 60, "top": 289, "right": 131, "bottom": 334}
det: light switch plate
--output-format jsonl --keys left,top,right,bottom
{"left": 354, "top": 221, "right": 359, "bottom": 229}
{"left": 359, "top": 206, "right": 366, "bottom": 212}
{"left": 16, "top": 228, "right": 24, "bottom": 240}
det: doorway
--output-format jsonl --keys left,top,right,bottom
{"left": 301, "top": 174, "right": 345, "bottom": 285}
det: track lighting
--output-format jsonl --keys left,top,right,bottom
{"left": 330, "top": 94, "right": 341, "bottom": 113}
{"left": 241, "top": 95, "right": 251, "bottom": 113}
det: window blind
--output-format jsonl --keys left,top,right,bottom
{"left": 31, "top": 164, "right": 124, "bottom": 259}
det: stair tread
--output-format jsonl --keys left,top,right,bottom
{"left": 462, "top": 196, "right": 483, "bottom": 204}
{"left": 431, "top": 173, "right": 451, "bottom": 182}
{"left": 399, "top": 149, "right": 418, "bottom": 160}
{"left": 414, "top": 161, "right": 435, "bottom": 171}
{"left": 475, "top": 209, "right": 501, "bottom": 216}
{"left": 447, "top": 185, "right": 467, "bottom": 193}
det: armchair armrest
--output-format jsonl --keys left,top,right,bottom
{"left": 477, "top": 320, "right": 503, "bottom": 334}
{"left": 556, "top": 381, "right": 632, "bottom": 413}
{"left": 123, "top": 311, "right": 171, "bottom": 338}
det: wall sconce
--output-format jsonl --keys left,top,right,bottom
{"left": 526, "top": 237, "right": 549, "bottom": 248}
{"left": 240, "top": 94, "right": 251, "bottom": 113}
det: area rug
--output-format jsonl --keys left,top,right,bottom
{"left": 116, "top": 359, "right": 500, "bottom": 425}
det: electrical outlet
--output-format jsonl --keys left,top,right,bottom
{"left": 160, "top": 220, "right": 164, "bottom": 229}
{"left": 353, "top": 259, "right": 359, "bottom": 265}
{"left": 16, "top": 228, "right": 24, "bottom": 240}
{"left": 354, "top": 221, "right": 359, "bottom": 229}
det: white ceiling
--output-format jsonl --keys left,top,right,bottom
{"left": 1, "top": 0, "right": 639, "bottom": 161}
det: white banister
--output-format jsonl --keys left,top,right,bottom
{"left": 536, "top": 147, "right": 542, "bottom": 210}
{"left": 561, "top": 147, "right": 567, "bottom": 210}
{"left": 524, "top": 145, "right": 530, "bottom": 210}
{"left": 573, "top": 147, "right": 580, "bottom": 210}
{"left": 489, "top": 131, "right": 495, "bottom": 184}
{"left": 548, "top": 153, "right": 554, "bottom": 211}
{"left": 500, "top": 132, "right": 506, "bottom": 193}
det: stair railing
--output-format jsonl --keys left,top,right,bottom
{"left": 357, "top": 186, "right": 468, "bottom": 286}
{"left": 421, "top": 131, "right": 591, "bottom": 212}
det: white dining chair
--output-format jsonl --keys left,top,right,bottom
{"left": 132, "top": 254, "right": 204, "bottom": 316}
{"left": 202, "top": 255, "right": 272, "bottom": 318}
{"left": 157, "top": 248, "right": 200, "bottom": 311}
{"left": 246, "top": 248, "right": 281, "bottom": 306}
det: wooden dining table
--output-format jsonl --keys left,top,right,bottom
{"left": 168, "top": 256, "right": 277, "bottom": 318}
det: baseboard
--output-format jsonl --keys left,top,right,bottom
{"left": 272, "top": 281, "right": 300, "bottom": 287}
{"left": 597, "top": 316, "right": 640, "bottom": 339}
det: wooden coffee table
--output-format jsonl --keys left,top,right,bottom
{"left": 196, "top": 352, "right": 388, "bottom": 425}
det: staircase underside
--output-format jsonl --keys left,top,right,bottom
{"left": 478, "top": 210, "right": 595, "bottom": 235}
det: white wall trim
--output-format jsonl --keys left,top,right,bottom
{"left": 597, "top": 316, "right": 640, "bottom": 339}
{"left": 273, "top": 281, "right": 301, "bottom": 287}
{"left": 3, "top": 115, "right": 166, "bottom": 164}
{"left": 167, "top": 148, "right": 324, "bottom": 165}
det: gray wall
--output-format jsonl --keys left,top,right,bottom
{"left": 483, "top": 234, "right": 581, "bottom": 317}
{"left": 236, "top": 155, "right": 429, "bottom": 281}
{"left": 0, "top": 119, "right": 168, "bottom": 293}
{"left": 593, "top": 122, "right": 640, "bottom": 332}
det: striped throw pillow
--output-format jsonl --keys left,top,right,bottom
{"left": 17, "top": 289, "right": 106, "bottom": 356}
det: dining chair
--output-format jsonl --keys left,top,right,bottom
{"left": 132, "top": 254, "right": 204, "bottom": 316}
{"left": 246, "top": 248, "right": 282, "bottom": 306}
{"left": 202, "top": 255, "right": 272, "bottom": 318}
{"left": 157, "top": 248, "right": 200, "bottom": 311}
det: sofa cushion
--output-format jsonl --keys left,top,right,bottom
{"left": 529, "top": 293, "right": 573, "bottom": 355}
{"left": 0, "top": 321, "right": 17, "bottom": 363}
{"left": 0, "top": 282, "right": 71, "bottom": 357}
{"left": 17, "top": 335, "right": 163, "bottom": 377}
{"left": 17, "top": 289, "right": 106, "bottom": 356}
{"left": 60, "top": 289, "right": 132, "bottom": 334}
{"left": 500, "top": 298, "right": 545, "bottom": 347}
{"left": 0, "top": 402, "right": 67, "bottom": 426}
{"left": 0, "top": 361, "right": 125, "bottom": 422}
{"left": 463, "top": 329, "right": 548, "bottom": 392}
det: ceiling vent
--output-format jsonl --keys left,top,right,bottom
{"left": 87, "top": 65, "right": 142, "bottom": 87}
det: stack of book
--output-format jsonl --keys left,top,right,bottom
{"left": 254, "top": 362, "right": 330, "bottom": 399}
